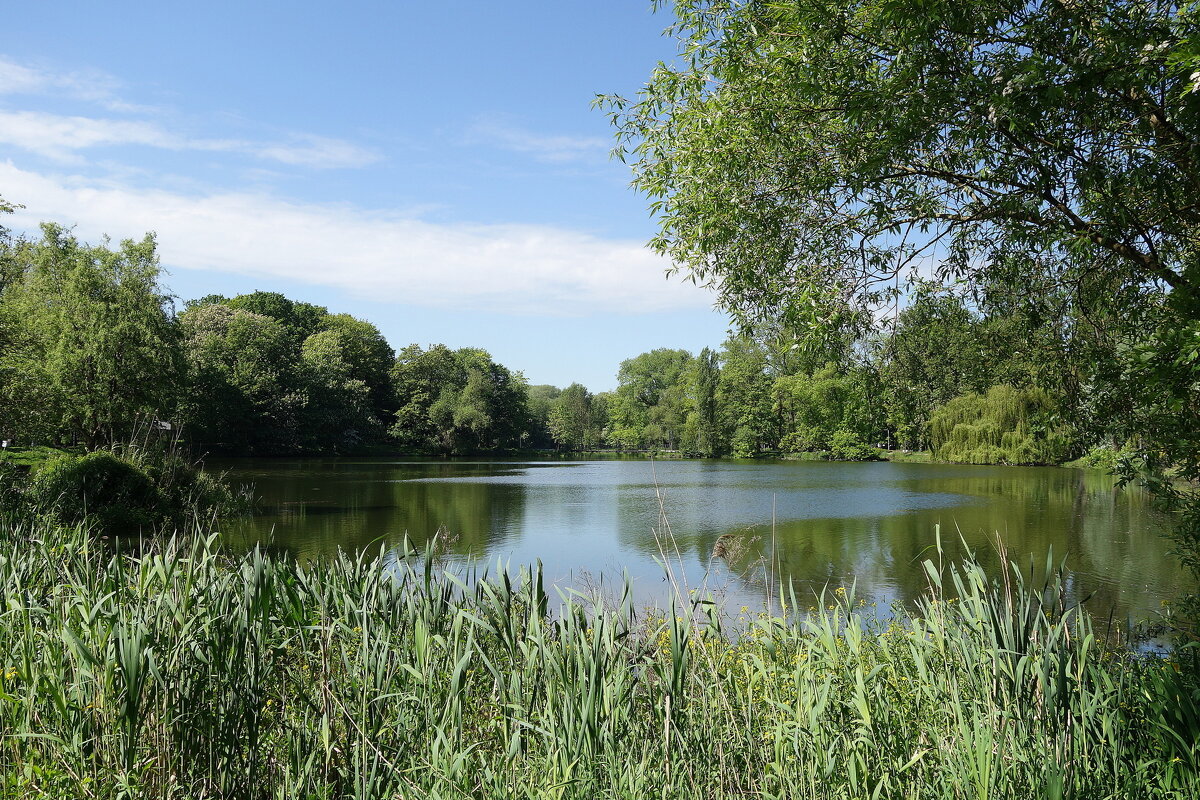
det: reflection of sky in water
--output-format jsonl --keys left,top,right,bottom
{"left": 213, "top": 457, "right": 1192, "bottom": 624}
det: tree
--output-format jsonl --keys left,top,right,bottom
{"left": 879, "top": 291, "right": 988, "bottom": 450}
{"left": 179, "top": 304, "right": 302, "bottom": 452}
{"left": 610, "top": 0, "right": 1198, "bottom": 329}
{"left": 774, "top": 363, "right": 876, "bottom": 452}
{"left": 548, "top": 383, "right": 597, "bottom": 451}
{"left": 718, "top": 337, "right": 774, "bottom": 456}
{"left": 300, "top": 329, "right": 377, "bottom": 449}
{"left": 227, "top": 291, "right": 328, "bottom": 345}
{"left": 525, "top": 384, "right": 562, "bottom": 449}
{"left": 690, "top": 347, "right": 721, "bottom": 456}
{"left": 317, "top": 313, "right": 396, "bottom": 422}
{"left": 930, "top": 385, "right": 1072, "bottom": 465}
{"left": 612, "top": 0, "right": 1200, "bottom": 571}
{"left": 609, "top": 348, "right": 693, "bottom": 449}
{"left": 390, "top": 345, "right": 529, "bottom": 454}
{"left": 0, "top": 224, "right": 182, "bottom": 447}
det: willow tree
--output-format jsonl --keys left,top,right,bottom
{"left": 610, "top": 0, "right": 1200, "bottom": 567}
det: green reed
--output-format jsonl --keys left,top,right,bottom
{"left": 0, "top": 515, "right": 1198, "bottom": 799}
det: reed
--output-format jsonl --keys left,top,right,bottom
{"left": 0, "top": 516, "right": 1197, "bottom": 799}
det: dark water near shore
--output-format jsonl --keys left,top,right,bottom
{"left": 212, "top": 457, "right": 1191, "bottom": 621}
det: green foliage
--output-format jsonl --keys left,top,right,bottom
{"left": 390, "top": 345, "right": 530, "bottom": 454}
{"left": 548, "top": 383, "right": 602, "bottom": 451}
{"left": 1112, "top": 300, "right": 1200, "bottom": 578}
{"left": 178, "top": 303, "right": 303, "bottom": 452}
{"left": 0, "top": 224, "right": 182, "bottom": 448}
{"left": 1070, "top": 445, "right": 1130, "bottom": 472}
{"left": 932, "top": 385, "right": 1072, "bottom": 466}
{"left": 880, "top": 292, "right": 989, "bottom": 450}
{"left": 717, "top": 337, "right": 774, "bottom": 455}
{"left": 689, "top": 346, "right": 721, "bottom": 457}
{"left": 610, "top": 0, "right": 1200, "bottom": 580}
{"left": 316, "top": 313, "right": 397, "bottom": 419}
{"left": 28, "top": 451, "right": 165, "bottom": 533}
{"left": 523, "top": 384, "right": 561, "bottom": 449}
{"left": 608, "top": 348, "right": 693, "bottom": 450}
{"left": 608, "top": 0, "right": 1197, "bottom": 334}
{"left": 177, "top": 296, "right": 396, "bottom": 453}
{"left": 0, "top": 522, "right": 1197, "bottom": 798}
{"left": 829, "top": 429, "right": 878, "bottom": 462}
{"left": 775, "top": 363, "right": 876, "bottom": 453}
{"left": 226, "top": 290, "right": 328, "bottom": 344}
{"left": 300, "top": 329, "right": 377, "bottom": 448}
{"left": 23, "top": 446, "right": 241, "bottom": 535}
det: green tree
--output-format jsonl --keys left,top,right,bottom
{"left": 717, "top": 337, "right": 774, "bottom": 457}
{"left": 774, "top": 363, "right": 876, "bottom": 453}
{"left": 179, "top": 303, "right": 303, "bottom": 452}
{"left": 690, "top": 347, "right": 721, "bottom": 457}
{"left": 879, "top": 291, "right": 988, "bottom": 450}
{"left": 525, "top": 384, "right": 562, "bottom": 449}
{"left": 610, "top": 0, "right": 1198, "bottom": 330}
{"left": 931, "top": 385, "right": 1072, "bottom": 465}
{"left": 390, "top": 345, "right": 529, "bottom": 454}
{"left": 227, "top": 291, "right": 328, "bottom": 345}
{"left": 317, "top": 313, "right": 396, "bottom": 422}
{"left": 548, "top": 383, "right": 597, "bottom": 451}
{"left": 0, "top": 224, "right": 182, "bottom": 447}
{"left": 609, "top": 348, "right": 693, "bottom": 450}
{"left": 613, "top": 0, "right": 1200, "bottom": 573}
{"left": 300, "top": 329, "right": 377, "bottom": 449}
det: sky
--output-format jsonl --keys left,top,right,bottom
{"left": 0, "top": 1, "right": 733, "bottom": 391}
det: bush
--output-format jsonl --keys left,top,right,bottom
{"left": 1072, "top": 444, "right": 1128, "bottom": 472}
{"left": 26, "top": 447, "right": 248, "bottom": 535}
{"left": 780, "top": 424, "right": 828, "bottom": 453}
{"left": 829, "top": 429, "right": 879, "bottom": 461}
{"left": 29, "top": 451, "right": 165, "bottom": 534}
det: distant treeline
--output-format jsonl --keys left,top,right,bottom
{"left": 0, "top": 223, "right": 1118, "bottom": 463}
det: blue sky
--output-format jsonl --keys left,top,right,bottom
{"left": 0, "top": 1, "right": 732, "bottom": 391}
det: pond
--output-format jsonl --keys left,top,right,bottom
{"left": 212, "top": 457, "right": 1191, "bottom": 622}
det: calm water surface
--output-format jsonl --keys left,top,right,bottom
{"left": 213, "top": 457, "right": 1192, "bottom": 621}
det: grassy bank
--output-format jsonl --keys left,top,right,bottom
{"left": 1, "top": 520, "right": 1198, "bottom": 799}
{"left": 778, "top": 448, "right": 933, "bottom": 463}
{"left": 0, "top": 445, "right": 77, "bottom": 468}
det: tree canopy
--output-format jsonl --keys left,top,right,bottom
{"left": 610, "top": 0, "right": 1200, "bottom": 565}
{"left": 612, "top": 0, "right": 1199, "bottom": 321}
{"left": 0, "top": 224, "right": 181, "bottom": 447}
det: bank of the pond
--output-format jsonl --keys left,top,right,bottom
{"left": 1, "top": 518, "right": 1198, "bottom": 799}
{"left": 0, "top": 442, "right": 1112, "bottom": 470}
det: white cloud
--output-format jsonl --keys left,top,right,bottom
{"left": 0, "top": 110, "right": 380, "bottom": 168}
{"left": 0, "top": 162, "right": 713, "bottom": 315}
{"left": 0, "top": 111, "right": 179, "bottom": 161}
{"left": 248, "top": 133, "right": 380, "bottom": 169}
{"left": 0, "top": 56, "right": 131, "bottom": 109}
{"left": 0, "top": 58, "right": 55, "bottom": 94}
{"left": 469, "top": 118, "right": 609, "bottom": 163}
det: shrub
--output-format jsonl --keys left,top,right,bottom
{"left": 829, "top": 429, "right": 878, "bottom": 461}
{"left": 29, "top": 451, "right": 165, "bottom": 534}
{"left": 1073, "top": 444, "right": 1128, "bottom": 472}
{"left": 780, "top": 424, "right": 828, "bottom": 453}
{"left": 27, "top": 448, "right": 247, "bottom": 535}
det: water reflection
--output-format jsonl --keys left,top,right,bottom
{"left": 213, "top": 457, "right": 1191, "bottom": 622}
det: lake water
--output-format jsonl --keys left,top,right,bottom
{"left": 213, "top": 457, "right": 1192, "bottom": 622}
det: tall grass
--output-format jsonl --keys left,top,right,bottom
{"left": 1, "top": 516, "right": 1198, "bottom": 799}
